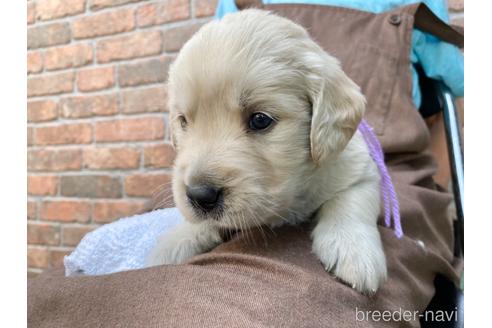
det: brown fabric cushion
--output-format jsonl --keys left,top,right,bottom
{"left": 28, "top": 4, "right": 462, "bottom": 327}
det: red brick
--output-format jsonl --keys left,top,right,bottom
{"left": 125, "top": 173, "right": 172, "bottom": 197}
{"left": 44, "top": 44, "right": 93, "bottom": 71}
{"left": 40, "top": 200, "right": 91, "bottom": 223}
{"left": 36, "top": 0, "right": 86, "bottom": 21}
{"left": 27, "top": 100, "right": 58, "bottom": 122}
{"left": 27, "top": 222, "right": 60, "bottom": 245}
{"left": 95, "top": 117, "right": 165, "bottom": 142}
{"left": 62, "top": 226, "right": 95, "bottom": 246}
{"left": 27, "top": 2, "right": 36, "bottom": 25}
{"left": 97, "top": 31, "right": 162, "bottom": 63}
{"left": 27, "top": 23, "right": 71, "bottom": 49}
{"left": 451, "top": 17, "right": 464, "bottom": 28}
{"left": 72, "top": 8, "right": 135, "bottom": 39}
{"left": 90, "top": 0, "right": 145, "bottom": 10}
{"left": 137, "top": 0, "right": 189, "bottom": 27}
{"left": 28, "top": 247, "right": 50, "bottom": 268}
{"left": 144, "top": 143, "right": 175, "bottom": 168}
{"left": 93, "top": 200, "right": 146, "bottom": 223}
{"left": 60, "top": 94, "right": 118, "bottom": 118}
{"left": 77, "top": 67, "right": 115, "bottom": 92}
{"left": 118, "top": 57, "right": 171, "bottom": 87}
{"left": 60, "top": 175, "right": 122, "bottom": 198}
{"left": 195, "top": 0, "right": 217, "bottom": 18}
{"left": 28, "top": 175, "right": 59, "bottom": 196}
{"left": 27, "top": 72, "right": 74, "bottom": 97}
{"left": 33, "top": 123, "right": 92, "bottom": 145}
{"left": 449, "top": 0, "right": 464, "bottom": 12}
{"left": 27, "top": 51, "right": 43, "bottom": 74}
{"left": 120, "top": 86, "right": 167, "bottom": 113}
{"left": 162, "top": 23, "right": 203, "bottom": 52}
{"left": 49, "top": 249, "right": 72, "bottom": 268}
{"left": 83, "top": 147, "right": 140, "bottom": 169}
{"left": 28, "top": 201, "right": 37, "bottom": 220}
{"left": 28, "top": 149, "right": 82, "bottom": 172}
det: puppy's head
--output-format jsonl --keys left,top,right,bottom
{"left": 168, "top": 10, "right": 365, "bottom": 228}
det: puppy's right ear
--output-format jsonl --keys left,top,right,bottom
{"left": 306, "top": 51, "right": 366, "bottom": 164}
{"left": 166, "top": 79, "right": 178, "bottom": 149}
{"left": 170, "top": 127, "right": 177, "bottom": 149}
{"left": 169, "top": 114, "right": 179, "bottom": 149}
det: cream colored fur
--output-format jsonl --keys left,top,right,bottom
{"left": 147, "top": 9, "right": 387, "bottom": 294}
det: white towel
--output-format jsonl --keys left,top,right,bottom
{"left": 64, "top": 208, "right": 183, "bottom": 277}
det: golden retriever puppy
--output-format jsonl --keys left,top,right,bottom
{"left": 147, "top": 9, "right": 386, "bottom": 294}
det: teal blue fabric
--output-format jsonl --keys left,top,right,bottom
{"left": 215, "top": 0, "right": 464, "bottom": 109}
{"left": 215, "top": 0, "right": 239, "bottom": 18}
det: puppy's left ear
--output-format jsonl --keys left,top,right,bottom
{"left": 307, "top": 52, "right": 366, "bottom": 164}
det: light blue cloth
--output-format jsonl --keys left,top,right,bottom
{"left": 64, "top": 208, "right": 183, "bottom": 276}
{"left": 215, "top": 0, "right": 464, "bottom": 108}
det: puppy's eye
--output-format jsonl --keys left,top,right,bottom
{"left": 248, "top": 112, "right": 274, "bottom": 131}
{"left": 177, "top": 114, "right": 187, "bottom": 129}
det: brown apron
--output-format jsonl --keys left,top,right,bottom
{"left": 28, "top": 3, "right": 463, "bottom": 328}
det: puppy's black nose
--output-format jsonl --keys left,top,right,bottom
{"left": 186, "top": 185, "right": 222, "bottom": 212}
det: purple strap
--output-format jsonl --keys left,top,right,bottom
{"left": 358, "top": 119, "right": 403, "bottom": 238}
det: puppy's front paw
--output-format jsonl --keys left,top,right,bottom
{"left": 147, "top": 233, "right": 196, "bottom": 266}
{"left": 312, "top": 226, "right": 387, "bottom": 295}
{"left": 146, "top": 222, "right": 221, "bottom": 266}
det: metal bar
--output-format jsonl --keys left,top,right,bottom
{"left": 434, "top": 81, "right": 464, "bottom": 257}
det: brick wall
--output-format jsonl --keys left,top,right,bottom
{"left": 26, "top": 0, "right": 464, "bottom": 277}
{"left": 449, "top": 0, "right": 464, "bottom": 27}
{"left": 27, "top": 0, "right": 216, "bottom": 277}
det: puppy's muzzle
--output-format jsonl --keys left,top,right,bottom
{"left": 186, "top": 184, "right": 223, "bottom": 213}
